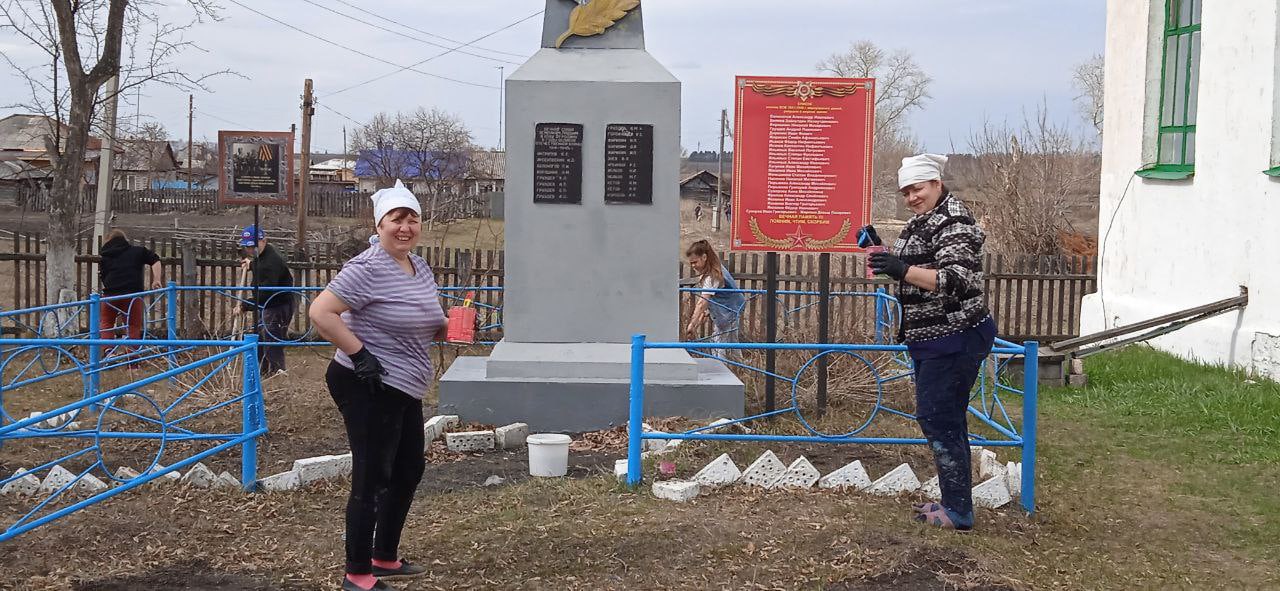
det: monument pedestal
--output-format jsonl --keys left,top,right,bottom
{"left": 438, "top": 2, "right": 744, "bottom": 431}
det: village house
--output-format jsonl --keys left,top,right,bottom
{"left": 1082, "top": 1, "right": 1280, "bottom": 378}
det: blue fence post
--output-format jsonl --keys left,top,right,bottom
{"left": 1021, "top": 341, "right": 1038, "bottom": 515}
{"left": 874, "top": 288, "right": 886, "bottom": 344}
{"left": 626, "top": 333, "right": 646, "bottom": 488}
{"left": 241, "top": 334, "right": 260, "bottom": 492}
{"left": 165, "top": 282, "right": 178, "bottom": 380}
{"left": 87, "top": 293, "right": 101, "bottom": 404}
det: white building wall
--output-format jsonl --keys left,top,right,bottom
{"left": 1082, "top": 1, "right": 1280, "bottom": 376}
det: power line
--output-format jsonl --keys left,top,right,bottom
{"left": 330, "top": 0, "right": 529, "bottom": 59}
{"left": 194, "top": 108, "right": 250, "bottom": 129}
{"left": 317, "top": 103, "right": 362, "bottom": 126}
{"left": 299, "top": 0, "right": 523, "bottom": 66}
{"left": 324, "top": 9, "right": 542, "bottom": 98}
{"left": 224, "top": 0, "right": 497, "bottom": 90}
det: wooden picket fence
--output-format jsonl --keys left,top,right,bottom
{"left": 1, "top": 232, "right": 1095, "bottom": 342}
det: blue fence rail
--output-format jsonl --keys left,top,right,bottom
{"left": 0, "top": 336, "right": 265, "bottom": 542}
{"left": 624, "top": 335, "right": 1040, "bottom": 514}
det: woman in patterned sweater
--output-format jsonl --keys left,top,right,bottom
{"left": 865, "top": 154, "right": 996, "bottom": 531}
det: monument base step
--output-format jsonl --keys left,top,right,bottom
{"left": 439, "top": 356, "right": 745, "bottom": 432}
{"left": 485, "top": 340, "right": 698, "bottom": 381}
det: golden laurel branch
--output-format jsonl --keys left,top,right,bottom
{"left": 804, "top": 219, "right": 853, "bottom": 251}
{"left": 748, "top": 82, "right": 862, "bottom": 100}
{"left": 749, "top": 217, "right": 854, "bottom": 251}
{"left": 556, "top": 0, "right": 641, "bottom": 48}
{"left": 748, "top": 217, "right": 793, "bottom": 250}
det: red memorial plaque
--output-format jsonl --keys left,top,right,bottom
{"left": 730, "top": 76, "right": 875, "bottom": 253}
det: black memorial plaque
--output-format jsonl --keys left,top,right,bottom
{"left": 604, "top": 124, "right": 654, "bottom": 204}
{"left": 533, "top": 123, "right": 583, "bottom": 204}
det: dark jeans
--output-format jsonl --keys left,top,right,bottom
{"left": 259, "top": 303, "right": 293, "bottom": 374}
{"left": 326, "top": 362, "right": 426, "bottom": 575}
{"left": 910, "top": 327, "right": 994, "bottom": 518}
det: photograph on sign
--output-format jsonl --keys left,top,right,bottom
{"left": 217, "top": 130, "right": 295, "bottom": 206}
{"left": 730, "top": 76, "right": 875, "bottom": 253}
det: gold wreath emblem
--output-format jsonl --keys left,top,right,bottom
{"left": 748, "top": 217, "right": 853, "bottom": 251}
{"left": 748, "top": 82, "right": 863, "bottom": 101}
{"left": 556, "top": 0, "right": 641, "bottom": 48}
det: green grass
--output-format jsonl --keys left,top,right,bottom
{"left": 1040, "top": 346, "right": 1280, "bottom": 564}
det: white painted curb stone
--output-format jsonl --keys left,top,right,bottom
{"left": 692, "top": 453, "right": 741, "bottom": 488}
{"left": 180, "top": 463, "right": 216, "bottom": 488}
{"left": 293, "top": 454, "right": 353, "bottom": 485}
{"left": 706, "top": 418, "right": 752, "bottom": 434}
{"left": 149, "top": 465, "right": 182, "bottom": 483}
{"left": 774, "top": 457, "right": 821, "bottom": 489}
{"left": 741, "top": 450, "right": 787, "bottom": 488}
{"left": 215, "top": 471, "right": 242, "bottom": 490}
{"left": 75, "top": 473, "right": 109, "bottom": 494}
{"left": 920, "top": 475, "right": 942, "bottom": 500}
{"left": 818, "top": 460, "right": 872, "bottom": 491}
{"left": 973, "top": 476, "right": 1012, "bottom": 509}
{"left": 614, "top": 459, "right": 628, "bottom": 481}
{"left": 423, "top": 415, "right": 460, "bottom": 448}
{"left": 40, "top": 465, "right": 76, "bottom": 493}
{"left": 977, "top": 449, "right": 1005, "bottom": 481}
{"left": 1004, "top": 462, "right": 1022, "bottom": 500}
{"left": 495, "top": 423, "right": 529, "bottom": 450}
{"left": 2, "top": 468, "right": 40, "bottom": 496}
{"left": 114, "top": 466, "right": 141, "bottom": 481}
{"left": 652, "top": 480, "right": 700, "bottom": 502}
{"left": 260, "top": 470, "right": 301, "bottom": 492}
{"left": 446, "top": 430, "right": 495, "bottom": 452}
{"left": 867, "top": 463, "right": 921, "bottom": 496}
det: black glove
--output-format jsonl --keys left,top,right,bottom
{"left": 349, "top": 347, "right": 387, "bottom": 386}
{"left": 869, "top": 251, "right": 909, "bottom": 281}
{"left": 857, "top": 225, "right": 883, "bottom": 248}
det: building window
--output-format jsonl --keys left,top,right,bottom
{"left": 1139, "top": 0, "right": 1201, "bottom": 180}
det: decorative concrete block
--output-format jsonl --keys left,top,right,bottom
{"left": 641, "top": 423, "right": 669, "bottom": 452}
{"left": 2, "top": 469, "right": 40, "bottom": 496}
{"left": 75, "top": 473, "right": 109, "bottom": 494}
{"left": 446, "top": 430, "right": 495, "bottom": 453}
{"left": 423, "top": 414, "right": 461, "bottom": 447}
{"left": 66, "top": 422, "right": 81, "bottom": 431}
{"left": 114, "top": 466, "right": 141, "bottom": 481}
{"left": 867, "top": 463, "right": 921, "bottom": 496}
{"left": 495, "top": 423, "right": 530, "bottom": 450}
{"left": 614, "top": 459, "right": 628, "bottom": 481}
{"left": 920, "top": 475, "right": 942, "bottom": 500}
{"left": 774, "top": 457, "right": 821, "bottom": 489}
{"left": 819, "top": 460, "right": 873, "bottom": 491}
{"left": 260, "top": 470, "right": 301, "bottom": 492}
{"left": 1069, "top": 358, "right": 1085, "bottom": 375}
{"left": 215, "top": 471, "right": 241, "bottom": 490}
{"left": 741, "top": 450, "right": 787, "bottom": 488}
{"left": 483, "top": 475, "right": 506, "bottom": 486}
{"left": 292, "top": 454, "right": 353, "bottom": 485}
{"left": 180, "top": 462, "right": 216, "bottom": 488}
{"left": 977, "top": 449, "right": 1005, "bottom": 481}
{"left": 40, "top": 465, "right": 77, "bottom": 493}
{"left": 1004, "top": 462, "right": 1022, "bottom": 500}
{"left": 973, "top": 476, "right": 1012, "bottom": 509}
{"left": 149, "top": 465, "right": 182, "bottom": 483}
{"left": 692, "top": 453, "right": 741, "bottom": 488}
{"left": 652, "top": 479, "right": 700, "bottom": 502}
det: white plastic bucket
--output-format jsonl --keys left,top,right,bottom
{"left": 527, "top": 433, "right": 572, "bottom": 477}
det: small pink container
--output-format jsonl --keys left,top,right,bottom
{"left": 865, "top": 245, "right": 886, "bottom": 279}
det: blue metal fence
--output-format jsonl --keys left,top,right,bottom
{"left": 624, "top": 335, "right": 1040, "bottom": 514}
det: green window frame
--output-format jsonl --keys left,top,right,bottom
{"left": 1138, "top": 0, "right": 1201, "bottom": 180}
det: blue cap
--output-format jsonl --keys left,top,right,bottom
{"left": 239, "top": 225, "right": 264, "bottom": 247}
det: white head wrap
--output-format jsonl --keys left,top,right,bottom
{"left": 371, "top": 179, "right": 421, "bottom": 226}
{"left": 897, "top": 153, "right": 948, "bottom": 190}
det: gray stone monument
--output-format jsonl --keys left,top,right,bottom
{"left": 439, "top": 0, "right": 744, "bottom": 432}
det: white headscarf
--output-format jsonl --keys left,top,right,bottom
{"left": 897, "top": 153, "right": 948, "bottom": 190}
{"left": 370, "top": 179, "right": 421, "bottom": 226}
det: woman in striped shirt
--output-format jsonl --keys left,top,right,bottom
{"left": 310, "top": 180, "right": 448, "bottom": 591}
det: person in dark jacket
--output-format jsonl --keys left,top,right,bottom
{"left": 98, "top": 229, "right": 162, "bottom": 344}
{"left": 239, "top": 225, "right": 294, "bottom": 376}
{"left": 865, "top": 153, "right": 996, "bottom": 531}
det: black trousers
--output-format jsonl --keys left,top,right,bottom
{"left": 325, "top": 362, "right": 425, "bottom": 575}
{"left": 258, "top": 303, "right": 293, "bottom": 374}
{"left": 910, "top": 327, "right": 993, "bottom": 518}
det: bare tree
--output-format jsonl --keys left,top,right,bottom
{"left": 1073, "top": 54, "right": 1105, "bottom": 136}
{"left": 958, "top": 103, "right": 1099, "bottom": 255}
{"left": 353, "top": 109, "right": 474, "bottom": 224}
{"left": 350, "top": 112, "right": 408, "bottom": 190}
{"left": 0, "top": 0, "right": 225, "bottom": 306}
{"left": 817, "top": 41, "right": 933, "bottom": 220}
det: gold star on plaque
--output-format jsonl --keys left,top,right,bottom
{"left": 556, "top": 0, "right": 640, "bottom": 48}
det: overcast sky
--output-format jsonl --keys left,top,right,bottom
{"left": 0, "top": 0, "right": 1104, "bottom": 154}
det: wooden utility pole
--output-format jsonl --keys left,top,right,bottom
{"left": 187, "top": 95, "right": 194, "bottom": 194}
{"left": 714, "top": 109, "right": 726, "bottom": 231}
{"left": 297, "top": 79, "right": 315, "bottom": 254}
